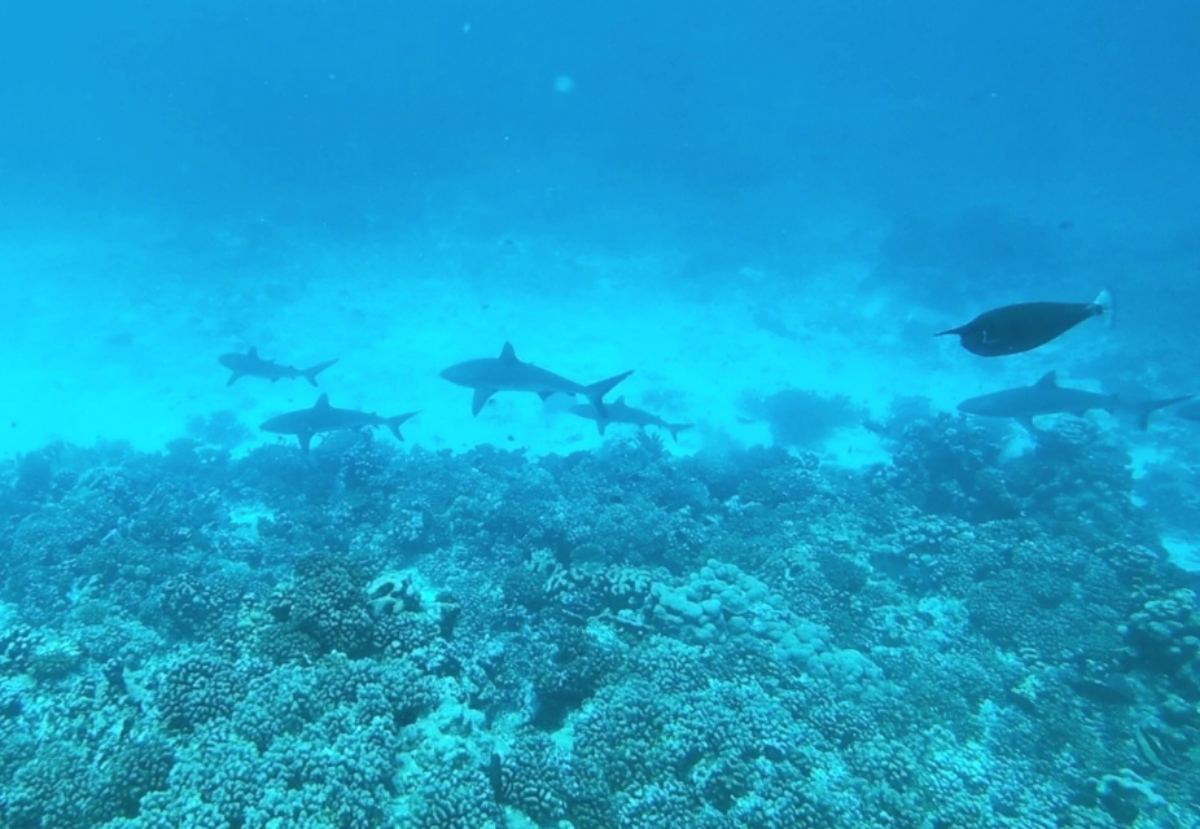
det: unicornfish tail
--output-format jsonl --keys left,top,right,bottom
{"left": 1132, "top": 395, "right": 1191, "bottom": 430}
{"left": 302, "top": 359, "right": 339, "bottom": 386}
{"left": 583, "top": 370, "right": 634, "bottom": 417}
{"left": 385, "top": 412, "right": 420, "bottom": 441}
{"left": 1092, "top": 288, "right": 1115, "bottom": 329}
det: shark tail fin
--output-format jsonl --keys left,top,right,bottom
{"left": 1133, "top": 395, "right": 1192, "bottom": 430}
{"left": 1093, "top": 287, "right": 1115, "bottom": 328}
{"left": 303, "top": 359, "right": 339, "bottom": 387}
{"left": 583, "top": 370, "right": 634, "bottom": 417}
{"left": 385, "top": 412, "right": 420, "bottom": 442}
{"left": 667, "top": 423, "right": 694, "bottom": 443}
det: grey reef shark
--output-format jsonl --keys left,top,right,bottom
{"left": 937, "top": 288, "right": 1113, "bottom": 357}
{"left": 260, "top": 394, "right": 419, "bottom": 452}
{"left": 1176, "top": 400, "right": 1200, "bottom": 422}
{"left": 957, "top": 371, "right": 1190, "bottom": 432}
{"left": 219, "top": 347, "right": 338, "bottom": 387}
{"left": 569, "top": 395, "right": 693, "bottom": 442}
{"left": 439, "top": 342, "right": 633, "bottom": 417}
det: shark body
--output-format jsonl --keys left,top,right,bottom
{"left": 957, "top": 371, "right": 1189, "bottom": 431}
{"left": 219, "top": 347, "right": 337, "bottom": 387}
{"left": 260, "top": 394, "right": 418, "bottom": 452}
{"left": 439, "top": 342, "right": 632, "bottom": 416}
{"left": 568, "top": 396, "right": 692, "bottom": 442}
{"left": 1177, "top": 400, "right": 1200, "bottom": 421}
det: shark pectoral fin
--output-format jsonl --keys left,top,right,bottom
{"left": 1016, "top": 416, "right": 1038, "bottom": 434}
{"left": 298, "top": 431, "right": 314, "bottom": 453}
{"left": 226, "top": 372, "right": 241, "bottom": 386}
{"left": 472, "top": 388, "right": 496, "bottom": 416}
{"left": 596, "top": 420, "right": 607, "bottom": 436}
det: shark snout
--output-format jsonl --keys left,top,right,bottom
{"left": 955, "top": 399, "right": 992, "bottom": 416}
{"left": 438, "top": 365, "right": 469, "bottom": 386}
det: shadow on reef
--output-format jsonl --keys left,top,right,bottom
{"left": 0, "top": 421, "right": 1197, "bottom": 828}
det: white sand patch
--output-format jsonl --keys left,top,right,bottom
{"left": 0, "top": 214, "right": 1179, "bottom": 472}
{"left": 1161, "top": 536, "right": 1200, "bottom": 574}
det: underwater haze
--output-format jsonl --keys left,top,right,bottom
{"left": 2, "top": 2, "right": 1200, "bottom": 827}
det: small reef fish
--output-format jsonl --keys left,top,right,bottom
{"left": 219, "top": 347, "right": 338, "bottom": 387}
{"left": 260, "top": 393, "right": 419, "bottom": 452}
{"left": 956, "top": 371, "right": 1190, "bottom": 431}
{"left": 569, "top": 396, "right": 693, "bottom": 442}
{"left": 936, "top": 289, "right": 1114, "bottom": 357}
{"left": 439, "top": 341, "right": 633, "bottom": 417}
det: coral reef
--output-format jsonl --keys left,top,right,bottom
{"left": 0, "top": 422, "right": 1196, "bottom": 827}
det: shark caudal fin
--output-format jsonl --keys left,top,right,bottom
{"left": 1092, "top": 287, "right": 1115, "bottom": 328}
{"left": 1131, "top": 395, "right": 1192, "bottom": 430}
{"left": 385, "top": 412, "right": 420, "bottom": 441}
{"left": 667, "top": 423, "right": 694, "bottom": 443}
{"left": 302, "top": 359, "right": 339, "bottom": 387}
{"left": 583, "top": 370, "right": 634, "bottom": 417}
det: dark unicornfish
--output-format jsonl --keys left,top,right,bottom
{"left": 936, "top": 289, "right": 1114, "bottom": 357}
{"left": 219, "top": 347, "right": 338, "bottom": 386}
{"left": 957, "top": 371, "right": 1189, "bottom": 431}
{"left": 439, "top": 342, "right": 633, "bottom": 417}
{"left": 260, "top": 394, "right": 419, "bottom": 452}
{"left": 568, "top": 396, "right": 693, "bottom": 442}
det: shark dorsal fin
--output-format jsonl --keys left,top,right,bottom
{"left": 499, "top": 342, "right": 518, "bottom": 363}
{"left": 249, "top": 346, "right": 259, "bottom": 358}
{"left": 1035, "top": 371, "right": 1058, "bottom": 388}
{"left": 314, "top": 394, "right": 331, "bottom": 409}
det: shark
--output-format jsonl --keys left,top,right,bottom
{"left": 439, "top": 342, "right": 633, "bottom": 417}
{"left": 568, "top": 396, "right": 693, "bottom": 442}
{"left": 260, "top": 394, "right": 419, "bottom": 452}
{"left": 219, "top": 347, "right": 338, "bottom": 387}
{"left": 1177, "top": 400, "right": 1200, "bottom": 421}
{"left": 956, "top": 371, "right": 1190, "bottom": 431}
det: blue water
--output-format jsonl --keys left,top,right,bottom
{"left": 2, "top": 2, "right": 1199, "bottom": 827}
